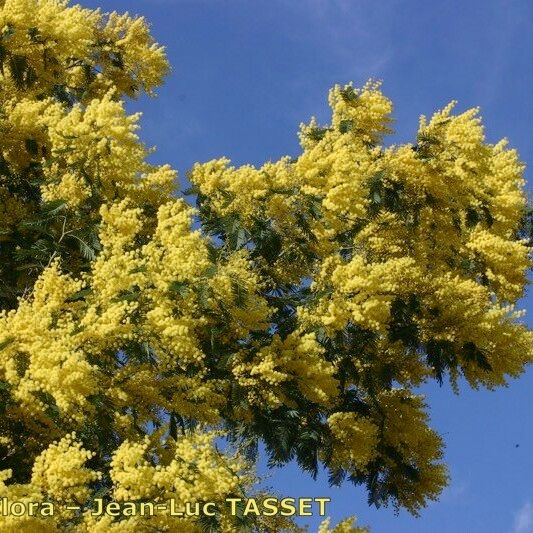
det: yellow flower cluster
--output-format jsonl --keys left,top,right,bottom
{"left": 0, "top": 0, "right": 531, "bottom": 529}
{"left": 86, "top": 198, "right": 231, "bottom": 422}
{"left": 0, "top": 0, "right": 174, "bottom": 218}
{"left": 0, "top": 468, "right": 56, "bottom": 532}
{"left": 0, "top": 260, "right": 97, "bottom": 422}
{"left": 0, "top": 97, "right": 62, "bottom": 170}
{"left": 0, "top": 0, "right": 168, "bottom": 100}
{"left": 0, "top": 186, "right": 28, "bottom": 230}
{"left": 44, "top": 91, "right": 146, "bottom": 203}
{"left": 318, "top": 517, "right": 370, "bottom": 533}
{"left": 326, "top": 413, "right": 378, "bottom": 471}
{"left": 232, "top": 332, "right": 338, "bottom": 408}
{"left": 31, "top": 432, "right": 100, "bottom": 502}
{"left": 327, "top": 81, "right": 393, "bottom": 145}
{"left": 190, "top": 158, "right": 270, "bottom": 222}
{"left": 297, "top": 127, "right": 374, "bottom": 229}
{"left": 375, "top": 390, "right": 448, "bottom": 514}
{"left": 97, "top": 431, "right": 250, "bottom": 531}
{"left": 0, "top": 0, "right": 99, "bottom": 77}
{"left": 188, "top": 78, "right": 531, "bottom": 517}
{"left": 208, "top": 249, "right": 272, "bottom": 338}
{"left": 302, "top": 255, "right": 424, "bottom": 332}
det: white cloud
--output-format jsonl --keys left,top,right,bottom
{"left": 515, "top": 502, "right": 533, "bottom": 533}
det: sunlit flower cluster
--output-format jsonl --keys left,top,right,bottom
{"left": 0, "top": 1, "right": 530, "bottom": 530}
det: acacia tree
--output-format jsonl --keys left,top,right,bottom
{"left": 0, "top": 1, "right": 531, "bottom": 531}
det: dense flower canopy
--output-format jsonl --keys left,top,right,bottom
{"left": 0, "top": 1, "right": 531, "bottom": 531}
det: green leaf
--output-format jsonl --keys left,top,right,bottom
{"left": 1, "top": 24, "right": 15, "bottom": 40}
{"left": 27, "top": 27, "right": 41, "bottom": 43}
{"left": 0, "top": 338, "right": 14, "bottom": 352}
{"left": 169, "top": 413, "right": 178, "bottom": 440}
{"left": 388, "top": 295, "right": 420, "bottom": 349}
{"left": 462, "top": 341, "right": 492, "bottom": 372}
{"left": 78, "top": 238, "right": 96, "bottom": 260}
{"left": 305, "top": 126, "right": 330, "bottom": 142}
{"left": 52, "top": 84, "right": 74, "bottom": 106}
{"left": 196, "top": 284, "right": 212, "bottom": 310}
{"left": 168, "top": 280, "right": 189, "bottom": 296}
{"left": 481, "top": 205, "right": 494, "bottom": 227}
{"left": 307, "top": 197, "right": 322, "bottom": 219}
{"left": 0, "top": 44, "right": 6, "bottom": 75}
{"left": 465, "top": 207, "right": 480, "bottom": 227}
{"left": 128, "top": 265, "right": 147, "bottom": 274}
{"left": 114, "top": 288, "right": 140, "bottom": 302}
{"left": 25, "top": 64, "right": 37, "bottom": 87}
{"left": 340, "top": 86, "right": 358, "bottom": 103}
{"left": 425, "top": 340, "right": 457, "bottom": 385}
{"left": 203, "top": 264, "right": 217, "bottom": 279}
{"left": 42, "top": 199, "right": 67, "bottom": 216}
{"left": 9, "top": 54, "right": 28, "bottom": 89}
{"left": 182, "top": 184, "right": 199, "bottom": 196}
{"left": 65, "top": 288, "right": 92, "bottom": 303}
{"left": 92, "top": 486, "right": 110, "bottom": 500}
{"left": 230, "top": 278, "right": 247, "bottom": 307}
{"left": 109, "top": 51, "right": 124, "bottom": 69}
{"left": 339, "top": 119, "right": 354, "bottom": 134}
{"left": 237, "top": 227, "right": 248, "bottom": 248}
{"left": 252, "top": 221, "right": 282, "bottom": 262}
{"left": 197, "top": 510, "right": 222, "bottom": 533}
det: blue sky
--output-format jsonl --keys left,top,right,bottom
{"left": 85, "top": 1, "right": 532, "bottom": 531}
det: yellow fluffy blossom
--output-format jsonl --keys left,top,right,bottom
{"left": 326, "top": 413, "right": 379, "bottom": 471}
{"left": 318, "top": 517, "right": 370, "bottom": 533}
{"left": 0, "top": 0, "right": 531, "bottom": 530}
{"left": 31, "top": 432, "right": 100, "bottom": 502}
